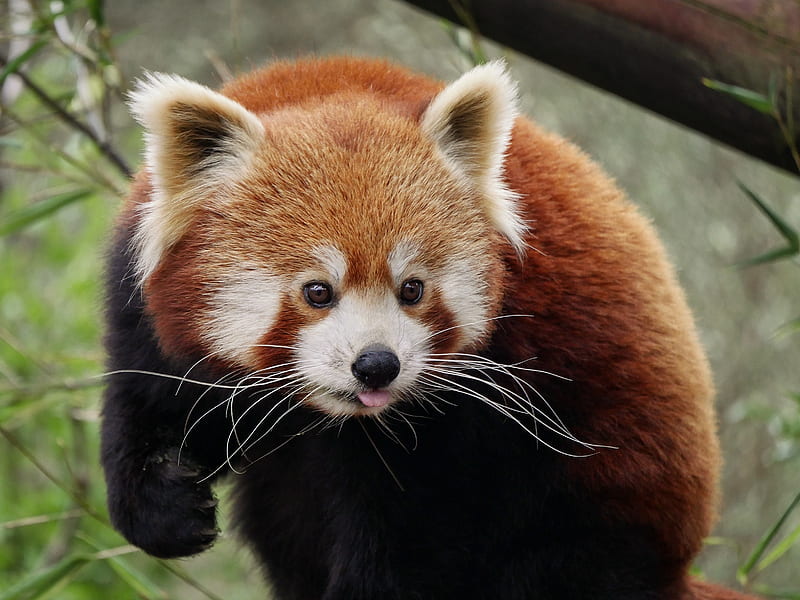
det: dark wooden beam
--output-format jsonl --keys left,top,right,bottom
{"left": 403, "top": 0, "right": 800, "bottom": 175}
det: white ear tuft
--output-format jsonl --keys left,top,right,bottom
{"left": 128, "top": 73, "right": 265, "bottom": 283}
{"left": 421, "top": 61, "right": 527, "bottom": 255}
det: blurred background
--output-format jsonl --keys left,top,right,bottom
{"left": 1, "top": 0, "right": 798, "bottom": 598}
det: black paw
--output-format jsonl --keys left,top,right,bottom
{"left": 107, "top": 449, "right": 219, "bottom": 559}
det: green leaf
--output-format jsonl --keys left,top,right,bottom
{"left": 105, "top": 555, "right": 166, "bottom": 599}
{"left": 702, "top": 78, "right": 776, "bottom": 115}
{"left": 739, "top": 246, "right": 799, "bottom": 267}
{"left": 0, "top": 554, "right": 91, "bottom": 600}
{"left": 79, "top": 534, "right": 166, "bottom": 599}
{"left": 756, "top": 520, "right": 800, "bottom": 572}
{"left": 768, "top": 73, "right": 779, "bottom": 109}
{"left": 737, "top": 182, "right": 799, "bottom": 266}
{"left": 0, "top": 40, "right": 48, "bottom": 87}
{"left": 738, "top": 490, "right": 800, "bottom": 585}
{"left": 87, "top": 0, "right": 105, "bottom": 26}
{"left": 0, "top": 189, "right": 93, "bottom": 236}
{"left": 776, "top": 317, "right": 800, "bottom": 339}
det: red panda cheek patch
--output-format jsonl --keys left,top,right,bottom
{"left": 201, "top": 266, "right": 283, "bottom": 366}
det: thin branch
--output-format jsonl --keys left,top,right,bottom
{"left": 0, "top": 375, "right": 105, "bottom": 398}
{"left": 1, "top": 106, "right": 124, "bottom": 194}
{"left": 0, "top": 425, "right": 108, "bottom": 525}
{"left": 0, "top": 53, "right": 132, "bottom": 178}
{"left": 675, "top": 0, "right": 800, "bottom": 51}
{"left": 2, "top": 508, "right": 85, "bottom": 530}
{"left": 158, "top": 562, "right": 228, "bottom": 600}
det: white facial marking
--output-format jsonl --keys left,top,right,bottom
{"left": 439, "top": 256, "right": 492, "bottom": 345}
{"left": 389, "top": 240, "right": 491, "bottom": 346}
{"left": 312, "top": 244, "right": 347, "bottom": 284}
{"left": 387, "top": 240, "right": 421, "bottom": 283}
{"left": 203, "top": 266, "right": 282, "bottom": 365}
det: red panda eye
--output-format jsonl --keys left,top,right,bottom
{"left": 303, "top": 282, "right": 334, "bottom": 308}
{"left": 399, "top": 279, "right": 424, "bottom": 305}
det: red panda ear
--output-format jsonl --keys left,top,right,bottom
{"left": 128, "top": 73, "right": 265, "bottom": 283}
{"left": 421, "top": 61, "right": 527, "bottom": 255}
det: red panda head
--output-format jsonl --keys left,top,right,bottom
{"left": 128, "top": 62, "right": 526, "bottom": 417}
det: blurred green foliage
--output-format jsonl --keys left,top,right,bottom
{"left": 701, "top": 74, "right": 800, "bottom": 598}
{"left": 0, "top": 1, "right": 251, "bottom": 598}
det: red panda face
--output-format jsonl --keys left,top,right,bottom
{"left": 130, "top": 64, "right": 523, "bottom": 417}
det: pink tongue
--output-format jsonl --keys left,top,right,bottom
{"left": 357, "top": 390, "right": 392, "bottom": 408}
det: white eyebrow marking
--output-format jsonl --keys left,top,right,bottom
{"left": 313, "top": 244, "right": 347, "bottom": 284}
{"left": 387, "top": 240, "right": 420, "bottom": 283}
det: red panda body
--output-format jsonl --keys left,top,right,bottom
{"left": 102, "top": 57, "right": 754, "bottom": 599}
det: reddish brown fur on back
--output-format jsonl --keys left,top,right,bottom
{"left": 497, "top": 119, "right": 718, "bottom": 564}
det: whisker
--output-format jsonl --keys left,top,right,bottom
{"left": 235, "top": 381, "right": 323, "bottom": 456}
{"left": 236, "top": 386, "right": 335, "bottom": 469}
{"left": 417, "top": 371, "right": 600, "bottom": 458}
{"left": 433, "top": 364, "right": 613, "bottom": 451}
{"left": 425, "top": 355, "right": 575, "bottom": 436}
{"left": 387, "top": 409, "right": 420, "bottom": 451}
{"left": 176, "top": 352, "right": 222, "bottom": 396}
{"left": 420, "top": 313, "right": 536, "bottom": 344}
{"left": 424, "top": 366, "right": 586, "bottom": 446}
{"left": 180, "top": 364, "right": 306, "bottom": 461}
{"left": 226, "top": 377, "right": 309, "bottom": 461}
{"left": 373, "top": 411, "right": 410, "bottom": 452}
{"left": 359, "top": 419, "right": 405, "bottom": 492}
{"left": 103, "top": 369, "right": 245, "bottom": 390}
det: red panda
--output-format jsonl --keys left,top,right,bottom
{"left": 101, "top": 56, "right": 758, "bottom": 600}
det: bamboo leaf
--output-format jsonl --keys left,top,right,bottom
{"left": 738, "top": 490, "right": 800, "bottom": 585}
{"left": 737, "top": 182, "right": 799, "bottom": 266}
{"left": 104, "top": 555, "right": 166, "bottom": 599}
{"left": 79, "top": 535, "right": 166, "bottom": 600}
{"left": 702, "top": 78, "right": 776, "bottom": 115}
{"left": 0, "top": 554, "right": 91, "bottom": 600}
{"left": 0, "top": 40, "right": 48, "bottom": 87}
{"left": 87, "top": 0, "right": 105, "bottom": 27}
{"left": 776, "top": 318, "right": 800, "bottom": 339}
{"left": 739, "top": 246, "right": 799, "bottom": 267}
{"left": 739, "top": 183, "right": 800, "bottom": 246}
{"left": 0, "top": 189, "right": 93, "bottom": 236}
{"left": 768, "top": 73, "right": 779, "bottom": 109}
{"left": 756, "top": 521, "right": 800, "bottom": 572}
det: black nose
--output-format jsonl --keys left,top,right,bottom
{"left": 351, "top": 345, "right": 401, "bottom": 389}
